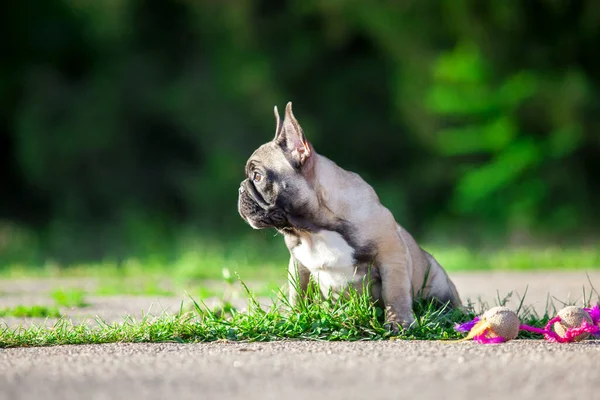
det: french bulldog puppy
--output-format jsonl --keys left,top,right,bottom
{"left": 238, "top": 102, "right": 462, "bottom": 330}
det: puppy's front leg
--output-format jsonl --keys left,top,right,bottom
{"left": 378, "top": 253, "right": 415, "bottom": 332}
{"left": 287, "top": 257, "right": 310, "bottom": 307}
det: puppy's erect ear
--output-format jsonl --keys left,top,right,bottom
{"left": 274, "top": 102, "right": 312, "bottom": 166}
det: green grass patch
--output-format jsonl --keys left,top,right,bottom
{"left": 0, "top": 235, "right": 600, "bottom": 282}
{"left": 4, "top": 277, "right": 592, "bottom": 348}
{"left": 51, "top": 288, "right": 88, "bottom": 308}
{"left": 429, "top": 246, "right": 600, "bottom": 271}
{"left": 0, "top": 234, "right": 289, "bottom": 281}
{"left": 0, "top": 305, "right": 61, "bottom": 318}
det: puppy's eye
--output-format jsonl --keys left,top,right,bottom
{"left": 252, "top": 172, "right": 263, "bottom": 183}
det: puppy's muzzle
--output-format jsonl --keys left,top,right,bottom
{"left": 237, "top": 180, "right": 288, "bottom": 229}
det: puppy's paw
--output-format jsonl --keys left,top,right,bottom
{"left": 384, "top": 319, "right": 415, "bottom": 334}
{"left": 384, "top": 308, "right": 415, "bottom": 333}
{"left": 384, "top": 321, "right": 400, "bottom": 334}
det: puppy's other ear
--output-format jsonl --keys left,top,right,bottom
{"left": 275, "top": 102, "right": 312, "bottom": 166}
{"left": 273, "top": 105, "right": 283, "bottom": 140}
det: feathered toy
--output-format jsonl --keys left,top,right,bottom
{"left": 520, "top": 304, "right": 600, "bottom": 343}
{"left": 454, "top": 306, "right": 520, "bottom": 343}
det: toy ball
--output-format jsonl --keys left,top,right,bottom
{"left": 552, "top": 306, "right": 593, "bottom": 342}
{"left": 482, "top": 306, "right": 521, "bottom": 340}
{"left": 455, "top": 306, "right": 520, "bottom": 343}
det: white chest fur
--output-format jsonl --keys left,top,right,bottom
{"left": 291, "top": 230, "right": 360, "bottom": 291}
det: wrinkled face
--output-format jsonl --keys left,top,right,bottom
{"left": 238, "top": 103, "right": 316, "bottom": 231}
{"left": 238, "top": 143, "right": 310, "bottom": 229}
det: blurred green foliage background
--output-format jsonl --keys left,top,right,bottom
{"left": 1, "top": 0, "right": 599, "bottom": 269}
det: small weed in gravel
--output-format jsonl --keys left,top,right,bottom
{"left": 0, "top": 305, "right": 61, "bottom": 318}
{"left": 52, "top": 288, "right": 88, "bottom": 308}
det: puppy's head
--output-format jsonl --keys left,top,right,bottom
{"left": 238, "top": 102, "right": 318, "bottom": 230}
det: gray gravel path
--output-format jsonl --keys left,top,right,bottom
{"left": 1, "top": 340, "right": 598, "bottom": 400}
{"left": 454, "top": 270, "right": 600, "bottom": 312}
